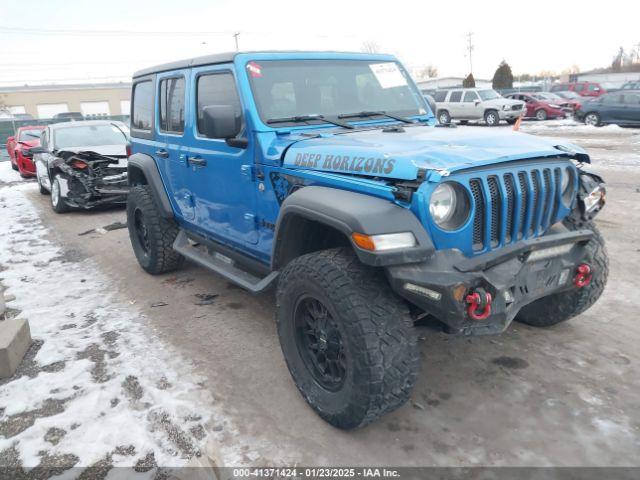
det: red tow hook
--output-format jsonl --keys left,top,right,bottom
{"left": 574, "top": 263, "right": 592, "bottom": 288}
{"left": 465, "top": 288, "right": 493, "bottom": 321}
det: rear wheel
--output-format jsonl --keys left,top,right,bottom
{"left": 127, "top": 185, "right": 184, "bottom": 274}
{"left": 516, "top": 221, "right": 608, "bottom": 327}
{"left": 535, "top": 109, "right": 548, "bottom": 121}
{"left": 276, "top": 248, "right": 419, "bottom": 429}
{"left": 484, "top": 109, "right": 500, "bottom": 126}
{"left": 437, "top": 110, "right": 451, "bottom": 125}
{"left": 50, "top": 175, "right": 71, "bottom": 213}
{"left": 584, "top": 112, "right": 601, "bottom": 126}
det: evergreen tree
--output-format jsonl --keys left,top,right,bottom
{"left": 463, "top": 73, "right": 475, "bottom": 88}
{"left": 492, "top": 61, "right": 514, "bottom": 89}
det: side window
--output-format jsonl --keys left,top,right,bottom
{"left": 449, "top": 91, "right": 463, "bottom": 102}
{"left": 434, "top": 90, "right": 448, "bottom": 102}
{"left": 159, "top": 77, "right": 185, "bottom": 134}
{"left": 196, "top": 72, "right": 242, "bottom": 138}
{"left": 623, "top": 94, "right": 640, "bottom": 105}
{"left": 463, "top": 91, "right": 478, "bottom": 102}
{"left": 573, "top": 84, "right": 584, "bottom": 92}
{"left": 602, "top": 94, "right": 621, "bottom": 105}
{"left": 132, "top": 81, "right": 153, "bottom": 130}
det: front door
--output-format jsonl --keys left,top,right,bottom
{"left": 184, "top": 65, "right": 259, "bottom": 246}
{"left": 460, "top": 90, "right": 480, "bottom": 119}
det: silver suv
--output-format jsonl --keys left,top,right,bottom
{"left": 434, "top": 88, "right": 525, "bottom": 126}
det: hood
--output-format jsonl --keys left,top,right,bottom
{"left": 56, "top": 144, "right": 127, "bottom": 157}
{"left": 282, "top": 125, "right": 588, "bottom": 181}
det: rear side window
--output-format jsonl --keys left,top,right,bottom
{"left": 196, "top": 72, "right": 242, "bottom": 137}
{"left": 132, "top": 81, "right": 153, "bottom": 130}
{"left": 573, "top": 84, "right": 584, "bottom": 92}
{"left": 433, "top": 90, "right": 448, "bottom": 102}
{"left": 159, "top": 77, "right": 185, "bottom": 134}
{"left": 623, "top": 94, "right": 640, "bottom": 105}
{"left": 601, "top": 94, "right": 622, "bottom": 105}
{"left": 449, "top": 91, "right": 462, "bottom": 102}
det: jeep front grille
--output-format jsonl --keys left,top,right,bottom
{"left": 469, "top": 167, "right": 562, "bottom": 252}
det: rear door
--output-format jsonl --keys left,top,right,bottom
{"left": 447, "top": 90, "right": 464, "bottom": 117}
{"left": 156, "top": 70, "right": 194, "bottom": 221}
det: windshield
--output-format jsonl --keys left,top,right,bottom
{"left": 54, "top": 124, "right": 128, "bottom": 149}
{"left": 247, "top": 59, "right": 425, "bottom": 125}
{"left": 18, "top": 129, "right": 42, "bottom": 141}
{"left": 478, "top": 90, "right": 501, "bottom": 101}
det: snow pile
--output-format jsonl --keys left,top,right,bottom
{"left": 0, "top": 164, "right": 244, "bottom": 474}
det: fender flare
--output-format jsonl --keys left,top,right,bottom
{"left": 272, "top": 186, "right": 434, "bottom": 268}
{"left": 127, "top": 153, "right": 174, "bottom": 218}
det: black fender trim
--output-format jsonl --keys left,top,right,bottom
{"left": 127, "top": 153, "right": 173, "bottom": 218}
{"left": 272, "top": 186, "right": 434, "bottom": 268}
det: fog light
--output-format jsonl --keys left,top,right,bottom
{"left": 404, "top": 283, "right": 442, "bottom": 301}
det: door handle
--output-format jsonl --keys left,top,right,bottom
{"left": 155, "top": 149, "right": 169, "bottom": 158}
{"left": 188, "top": 156, "right": 207, "bottom": 167}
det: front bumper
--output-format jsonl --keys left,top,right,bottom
{"left": 386, "top": 225, "right": 594, "bottom": 335}
{"left": 498, "top": 108, "right": 523, "bottom": 120}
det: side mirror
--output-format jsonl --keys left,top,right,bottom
{"left": 29, "top": 146, "right": 47, "bottom": 154}
{"left": 201, "top": 105, "right": 241, "bottom": 140}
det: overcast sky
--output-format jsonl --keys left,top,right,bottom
{"left": 0, "top": 0, "right": 638, "bottom": 85}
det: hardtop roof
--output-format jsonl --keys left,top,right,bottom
{"left": 132, "top": 51, "right": 395, "bottom": 79}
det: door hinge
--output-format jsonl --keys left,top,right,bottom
{"left": 240, "top": 164, "right": 264, "bottom": 181}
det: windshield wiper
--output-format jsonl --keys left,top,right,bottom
{"left": 337, "top": 110, "right": 414, "bottom": 124}
{"left": 266, "top": 114, "right": 354, "bottom": 129}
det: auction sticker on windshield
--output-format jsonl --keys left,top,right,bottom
{"left": 369, "top": 62, "right": 407, "bottom": 88}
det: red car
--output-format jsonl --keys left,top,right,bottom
{"left": 6, "top": 125, "right": 45, "bottom": 177}
{"left": 505, "top": 93, "right": 569, "bottom": 120}
{"left": 550, "top": 81, "right": 606, "bottom": 98}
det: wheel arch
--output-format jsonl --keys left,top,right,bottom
{"left": 271, "top": 186, "right": 434, "bottom": 270}
{"left": 127, "top": 153, "right": 174, "bottom": 218}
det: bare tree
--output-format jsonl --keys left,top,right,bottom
{"left": 361, "top": 41, "right": 381, "bottom": 54}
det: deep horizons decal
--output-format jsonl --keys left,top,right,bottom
{"left": 292, "top": 152, "right": 396, "bottom": 175}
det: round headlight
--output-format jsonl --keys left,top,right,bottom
{"left": 429, "top": 182, "right": 470, "bottom": 230}
{"left": 562, "top": 167, "right": 575, "bottom": 205}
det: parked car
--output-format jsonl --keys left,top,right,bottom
{"left": 6, "top": 125, "right": 45, "bottom": 177}
{"left": 550, "top": 91, "right": 584, "bottom": 111}
{"left": 504, "top": 93, "right": 569, "bottom": 120}
{"left": 530, "top": 92, "right": 580, "bottom": 112}
{"left": 126, "top": 51, "right": 607, "bottom": 429}
{"left": 575, "top": 91, "right": 640, "bottom": 127}
{"left": 435, "top": 88, "right": 524, "bottom": 125}
{"left": 52, "top": 112, "right": 84, "bottom": 122}
{"left": 621, "top": 81, "right": 640, "bottom": 90}
{"left": 550, "top": 82, "right": 606, "bottom": 97}
{"left": 31, "top": 120, "right": 130, "bottom": 212}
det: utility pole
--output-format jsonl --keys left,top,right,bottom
{"left": 465, "top": 32, "right": 474, "bottom": 74}
{"left": 233, "top": 32, "right": 240, "bottom": 52}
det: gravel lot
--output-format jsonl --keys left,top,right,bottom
{"left": 1, "top": 121, "right": 639, "bottom": 475}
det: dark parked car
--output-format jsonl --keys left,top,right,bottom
{"left": 52, "top": 112, "right": 84, "bottom": 122}
{"left": 621, "top": 81, "right": 640, "bottom": 90}
{"left": 575, "top": 91, "right": 640, "bottom": 127}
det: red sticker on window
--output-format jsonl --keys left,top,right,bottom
{"left": 247, "top": 62, "right": 262, "bottom": 78}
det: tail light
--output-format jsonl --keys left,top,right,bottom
{"left": 71, "top": 160, "right": 88, "bottom": 169}
{"left": 126, "top": 143, "right": 132, "bottom": 157}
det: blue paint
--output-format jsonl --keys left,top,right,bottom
{"left": 130, "top": 51, "right": 589, "bottom": 264}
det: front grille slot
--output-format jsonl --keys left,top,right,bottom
{"left": 469, "top": 179, "right": 485, "bottom": 251}
{"left": 464, "top": 167, "right": 561, "bottom": 253}
{"left": 487, "top": 176, "right": 501, "bottom": 247}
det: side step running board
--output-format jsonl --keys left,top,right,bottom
{"left": 173, "top": 230, "right": 279, "bottom": 293}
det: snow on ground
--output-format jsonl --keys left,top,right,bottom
{"left": 0, "top": 161, "right": 246, "bottom": 477}
{"left": 0, "top": 160, "right": 18, "bottom": 184}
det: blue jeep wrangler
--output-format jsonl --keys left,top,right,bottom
{"left": 126, "top": 51, "right": 608, "bottom": 429}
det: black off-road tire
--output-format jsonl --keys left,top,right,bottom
{"left": 516, "top": 220, "right": 608, "bottom": 327}
{"left": 276, "top": 248, "right": 420, "bottom": 430}
{"left": 127, "top": 185, "right": 184, "bottom": 274}
{"left": 484, "top": 109, "right": 500, "bottom": 126}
